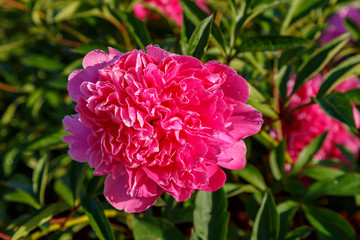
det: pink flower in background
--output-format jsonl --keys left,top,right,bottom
{"left": 134, "top": 0, "right": 209, "bottom": 26}
{"left": 319, "top": 4, "right": 360, "bottom": 44}
{"left": 63, "top": 45, "right": 263, "bottom": 213}
{"left": 283, "top": 75, "right": 360, "bottom": 164}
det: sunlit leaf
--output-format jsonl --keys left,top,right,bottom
{"left": 291, "top": 131, "right": 328, "bottom": 175}
{"left": 82, "top": 197, "right": 114, "bottom": 240}
{"left": 132, "top": 215, "right": 186, "bottom": 240}
{"left": 187, "top": 15, "right": 213, "bottom": 59}
{"left": 11, "top": 202, "right": 71, "bottom": 240}
{"left": 316, "top": 92, "right": 356, "bottom": 129}
{"left": 250, "top": 191, "right": 279, "bottom": 240}
{"left": 291, "top": 33, "right": 350, "bottom": 96}
{"left": 193, "top": 188, "right": 229, "bottom": 240}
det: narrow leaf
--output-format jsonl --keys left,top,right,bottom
{"left": 239, "top": 35, "right": 310, "bottom": 52}
{"left": 193, "top": 188, "right": 229, "bottom": 240}
{"left": 132, "top": 215, "right": 186, "bottom": 240}
{"left": 291, "top": 0, "right": 327, "bottom": 21}
{"left": 54, "top": 1, "right": 81, "bottom": 22}
{"left": 345, "top": 89, "right": 360, "bottom": 104}
{"left": 291, "top": 131, "right": 328, "bottom": 175}
{"left": 54, "top": 179, "right": 74, "bottom": 207}
{"left": 82, "top": 197, "right": 114, "bottom": 240}
{"left": 277, "top": 200, "right": 300, "bottom": 240}
{"left": 11, "top": 202, "right": 71, "bottom": 240}
{"left": 292, "top": 33, "right": 350, "bottom": 96}
{"left": 285, "top": 226, "right": 313, "bottom": 240}
{"left": 250, "top": 191, "right": 279, "bottom": 240}
{"left": 304, "top": 173, "right": 360, "bottom": 200}
{"left": 269, "top": 140, "right": 286, "bottom": 180}
{"left": 70, "top": 161, "right": 88, "bottom": 206}
{"left": 344, "top": 18, "right": 360, "bottom": 43}
{"left": 21, "top": 55, "right": 64, "bottom": 71}
{"left": 4, "top": 189, "right": 41, "bottom": 209}
{"left": 234, "top": 164, "right": 267, "bottom": 191}
{"left": 317, "top": 55, "right": 360, "bottom": 98}
{"left": 179, "top": 0, "right": 226, "bottom": 55}
{"left": 302, "top": 205, "right": 357, "bottom": 240}
{"left": 302, "top": 166, "right": 345, "bottom": 181}
{"left": 121, "top": 13, "right": 151, "bottom": 49}
{"left": 187, "top": 15, "right": 213, "bottom": 59}
{"left": 316, "top": 92, "right": 356, "bottom": 129}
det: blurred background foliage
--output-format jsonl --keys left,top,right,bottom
{"left": 1, "top": 0, "right": 360, "bottom": 239}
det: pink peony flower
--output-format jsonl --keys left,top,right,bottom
{"left": 63, "top": 45, "right": 263, "bottom": 213}
{"left": 319, "top": 4, "right": 360, "bottom": 44}
{"left": 134, "top": 0, "right": 209, "bottom": 26}
{"left": 283, "top": 75, "right": 360, "bottom": 163}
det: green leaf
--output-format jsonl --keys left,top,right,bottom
{"left": 26, "top": 130, "right": 65, "bottom": 151}
{"left": 82, "top": 197, "right": 114, "bottom": 240}
{"left": 21, "top": 55, "right": 64, "bottom": 71}
{"left": 302, "top": 205, "right": 357, "bottom": 240}
{"left": 316, "top": 92, "right": 356, "bottom": 129}
{"left": 33, "top": 152, "right": 49, "bottom": 206}
{"left": 280, "top": 0, "right": 301, "bottom": 33}
{"left": 269, "top": 140, "right": 286, "bottom": 180}
{"left": 277, "top": 65, "right": 292, "bottom": 101}
{"left": 193, "top": 188, "right": 229, "bottom": 240}
{"left": 290, "top": 131, "right": 328, "bottom": 175}
{"left": 336, "top": 144, "right": 356, "bottom": 166}
{"left": 302, "top": 166, "right": 345, "bottom": 181}
{"left": 317, "top": 55, "right": 360, "bottom": 98}
{"left": 344, "top": 18, "right": 360, "bottom": 43}
{"left": 73, "top": 42, "right": 126, "bottom": 55}
{"left": 277, "top": 200, "right": 300, "bottom": 240}
{"left": 85, "top": 175, "right": 105, "bottom": 198}
{"left": 11, "top": 202, "right": 71, "bottom": 240}
{"left": 121, "top": 13, "right": 151, "bottom": 49}
{"left": 304, "top": 173, "right": 360, "bottom": 200}
{"left": 250, "top": 191, "right": 279, "bottom": 240}
{"left": 70, "top": 161, "right": 89, "bottom": 206}
{"left": 54, "top": 1, "right": 81, "bottom": 22}
{"left": 248, "top": 84, "right": 278, "bottom": 118}
{"left": 233, "top": 164, "right": 267, "bottom": 191}
{"left": 180, "top": 13, "right": 196, "bottom": 54}
{"left": 291, "top": 33, "right": 350, "bottom": 96}
{"left": 132, "top": 215, "right": 186, "bottom": 240}
{"left": 179, "top": 0, "right": 226, "bottom": 55}
{"left": 223, "top": 183, "right": 257, "bottom": 198}
{"left": 4, "top": 189, "right": 41, "bottom": 209}
{"left": 285, "top": 226, "right": 313, "bottom": 240}
{"left": 239, "top": 35, "right": 310, "bottom": 52}
{"left": 345, "top": 89, "right": 360, "bottom": 104}
{"left": 187, "top": 15, "right": 213, "bottom": 59}
{"left": 291, "top": 0, "right": 328, "bottom": 22}
{"left": 54, "top": 179, "right": 74, "bottom": 207}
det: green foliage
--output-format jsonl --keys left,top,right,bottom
{"left": 1, "top": 0, "right": 360, "bottom": 239}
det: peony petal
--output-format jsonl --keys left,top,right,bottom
{"left": 146, "top": 45, "right": 174, "bottom": 62}
{"left": 227, "top": 102, "right": 263, "bottom": 140}
{"left": 104, "top": 171, "right": 162, "bottom": 213}
{"left": 82, "top": 49, "right": 111, "bottom": 70}
{"left": 67, "top": 70, "right": 89, "bottom": 102}
{"left": 200, "top": 165, "right": 226, "bottom": 191}
{"left": 217, "top": 140, "right": 247, "bottom": 170}
{"left": 62, "top": 114, "right": 92, "bottom": 163}
{"left": 206, "top": 61, "right": 249, "bottom": 103}
{"left": 108, "top": 47, "right": 122, "bottom": 59}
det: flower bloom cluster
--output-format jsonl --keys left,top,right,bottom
{"left": 283, "top": 75, "right": 360, "bottom": 163}
{"left": 134, "top": 0, "right": 209, "bottom": 26}
{"left": 63, "top": 45, "right": 263, "bottom": 213}
{"left": 319, "top": 4, "right": 360, "bottom": 44}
